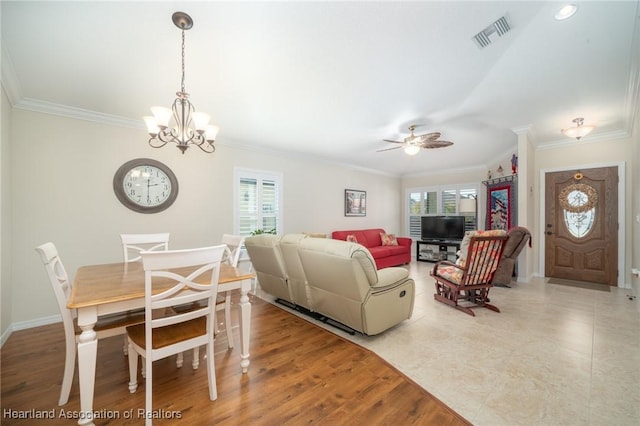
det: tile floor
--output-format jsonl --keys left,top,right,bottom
{"left": 256, "top": 261, "right": 640, "bottom": 426}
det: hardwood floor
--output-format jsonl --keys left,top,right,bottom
{"left": 1, "top": 296, "right": 469, "bottom": 425}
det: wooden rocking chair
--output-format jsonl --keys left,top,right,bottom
{"left": 431, "top": 230, "right": 508, "bottom": 316}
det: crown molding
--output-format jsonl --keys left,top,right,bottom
{"left": 222, "top": 136, "right": 401, "bottom": 178}
{"left": 511, "top": 124, "right": 533, "bottom": 136}
{"left": 1, "top": 43, "right": 22, "bottom": 106}
{"left": 402, "top": 164, "right": 487, "bottom": 179}
{"left": 536, "top": 129, "right": 630, "bottom": 151}
{"left": 2, "top": 43, "right": 142, "bottom": 129}
{"left": 11, "top": 97, "right": 144, "bottom": 129}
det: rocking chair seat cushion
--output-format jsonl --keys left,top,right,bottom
{"left": 434, "top": 263, "right": 463, "bottom": 284}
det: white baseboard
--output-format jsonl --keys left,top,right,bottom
{"left": 0, "top": 314, "right": 62, "bottom": 348}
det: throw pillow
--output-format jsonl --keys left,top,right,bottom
{"left": 380, "top": 233, "right": 398, "bottom": 246}
{"left": 346, "top": 234, "right": 358, "bottom": 243}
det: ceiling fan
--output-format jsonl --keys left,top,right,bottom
{"left": 377, "top": 125, "right": 454, "bottom": 155}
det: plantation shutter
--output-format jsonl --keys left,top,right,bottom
{"left": 236, "top": 170, "right": 282, "bottom": 237}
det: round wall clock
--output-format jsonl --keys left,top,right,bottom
{"left": 113, "top": 158, "right": 178, "bottom": 214}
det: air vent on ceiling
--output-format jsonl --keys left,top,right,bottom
{"left": 472, "top": 16, "right": 511, "bottom": 49}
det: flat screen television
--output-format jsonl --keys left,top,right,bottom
{"left": 421, "top": 216, "right": 465, "bottom": 241}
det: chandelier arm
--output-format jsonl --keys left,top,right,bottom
{"left": 193, "top": 138, "right": 216, "bottom": 153}
{"left": 149, "top": 135, "right": 170, "bottom": 149}
{"left": 149, "top": 128, "right": 180, "bottom": 148}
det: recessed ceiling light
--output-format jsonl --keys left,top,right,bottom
{"left": 555, "top": 4, "right": 578, "bottom": 21}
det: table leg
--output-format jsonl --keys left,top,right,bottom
{"left": 239, "top": 279, "right": 252, "bottom": 373}
{"left": 76, "top": 307, "right": 98, "bottom": 426}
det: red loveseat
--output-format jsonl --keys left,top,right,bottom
{"left": 332, "top": 228, "right": 412, "bottom": 269}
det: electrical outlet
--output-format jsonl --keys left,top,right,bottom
{"left": 632, "top": 268, "right": 640, "bottom": 277}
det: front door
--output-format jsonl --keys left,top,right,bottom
{"left": 544, "top": 166, "right": 618, "bottom": 285}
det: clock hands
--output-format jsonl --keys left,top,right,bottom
{"left": 146, "top": 178, "right": 159, "bottom": 204}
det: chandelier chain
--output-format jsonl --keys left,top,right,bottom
{"left": 180, "top": 29, "right": 186, "bottom": 95}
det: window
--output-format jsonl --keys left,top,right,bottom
{"left": 408, "top": 190, "right": 437, "bottom": 238}
{"left": 234, "top": 168, "right": 283, "bottom": 237}
{"left": 407, "top": 185, "right": 478, "bottom": 240}
{"left": 560, "top": 186, "right": 596, "bottom": 238}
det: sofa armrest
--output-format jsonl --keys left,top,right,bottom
{"left": 373, "top": 267, "right": 410, "bottom": 289}
{"left": 397, "top": 237, "right": 412, "bottom": 247}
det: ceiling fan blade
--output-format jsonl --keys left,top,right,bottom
{"left": 376, "top": 146, "right": 403, "bottom": 152}
{"left": 421, "top": 140, "right": 454, "bottom": 149}
{"left": 382, "top": 139, "right": 404, "bottom": 144}
{"left": 416, "top": 132, "right": 441, "bottom": 142}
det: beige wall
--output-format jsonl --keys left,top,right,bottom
{"left": 5, "top": 107, "right": 401, "bottom": 329}
{"left": 1, "top": 87, "right": 13, "bottom": 338}
{"left": 632, "top": 98, "right": 640, "bottom": 299}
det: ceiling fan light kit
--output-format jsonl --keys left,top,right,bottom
{"left": 404, "top": 145, "right": 421, "bottom": 156}
{"left": 562, "top": 117, "right": 595, "bottom": 140}
{"left": 144, "top": 12, "right": 219, "bottom": 154}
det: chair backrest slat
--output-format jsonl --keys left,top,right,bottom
{"left": 221, "top": 234, "right": 245, "bottom": 267}
{"left": 121, "top": 233, "right": 170, "bottom": 263}
{"left": 35, "top": 242, "right": 76, "bottom": 333}
{"left": 141, "top": 245, "right": 226, "bottom": 344}
{"left": 461, "top": 236, "right": 507, "bottom": 286}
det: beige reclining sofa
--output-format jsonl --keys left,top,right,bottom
{"left": 245, "top": 233, "right": 415, "bottom": 335}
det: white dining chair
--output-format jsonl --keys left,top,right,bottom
{"left": 120, "top": 233, "right": 170, "bottom": 263}
{"left": 119, "top": 233, "right": 170, "bottom": 357}
{"left": 120, "top": 232, "right": 195, "bottom": 369}
{"left": 217, "top": 234, "right": 245, "bottom": 348}
{"left": 173, "top": 234, "right": 244, "bottom": 350}
{"left": 35, "top": 242, "right": 145, "bottom": 406}
{"left": 126, "top": 245, "right": 226, "bottom": 426}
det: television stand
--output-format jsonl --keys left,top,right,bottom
{"left": 417, "top": 239, "right": 461, "bottom": 263}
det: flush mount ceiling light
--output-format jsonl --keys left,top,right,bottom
{"left": 555, "top": 4, "right": 578, "bottom": 21}
{"left": 143, "top": 12, "right": 219, "bottom": 154}
{"left": 561, "top": 117, "right": 595, "bottom": 140}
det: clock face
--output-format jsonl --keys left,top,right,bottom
{"left": 123, "top": 165, "right": 171, "bottom": 207}
{"left": 113, "top": 159, "right": 178, "bottom": 213}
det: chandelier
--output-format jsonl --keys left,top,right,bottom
{"left": 561, "top": 117, "right": 595, "bottom": 141}
{"left": 144, "top": 12, "right": 219, "bottom": 154}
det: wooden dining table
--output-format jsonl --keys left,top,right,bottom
{"left": 68, "top": 261, "right": 255, "bottom": 426}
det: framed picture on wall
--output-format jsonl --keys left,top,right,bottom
{"left": 486, "top": 178, "right": 516, "bottom": 230}
{"left": 345, "top": 189, "right": 366, "bottom": 216}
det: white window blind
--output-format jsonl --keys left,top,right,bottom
{"left": 235, "top": 169, "right": 282, "bottom": 237}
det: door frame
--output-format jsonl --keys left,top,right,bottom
{"left": 538, "top": 161, "right": 627, "bottom": 288}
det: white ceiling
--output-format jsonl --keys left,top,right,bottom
{"left": 2, "top": 1, "right": 638, "bottom": 176}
